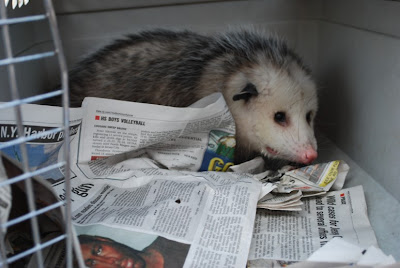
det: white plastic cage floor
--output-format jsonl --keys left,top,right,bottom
{"left": 317, "top": 136, "right": 400, "bottom": 260}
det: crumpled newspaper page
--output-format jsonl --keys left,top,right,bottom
{"left": 230, "top": 158, "right": 350, "bottom": 211}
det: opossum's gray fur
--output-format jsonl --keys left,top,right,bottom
{"left": 69, "top": 29, "right": 316, "bottom": 165}
{"left": 70, "top": 29, "right": 309, "bottom": 106}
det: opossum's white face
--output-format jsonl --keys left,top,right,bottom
{"left": 226, "top": 62, "right": 318, "bottom": 165}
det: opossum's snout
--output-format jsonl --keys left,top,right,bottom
{"left": 298, "top": 146, "right": 318, "bottom": 165}
{"left": 266, "top": 145, "right": 317, "bottom": 164}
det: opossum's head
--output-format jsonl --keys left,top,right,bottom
{"left": 226, "top": 60, "right": 318, "bottom": 165}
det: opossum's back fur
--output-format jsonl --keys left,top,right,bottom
{"left": 69, "top": 29, "right": 310, "bottom": 107}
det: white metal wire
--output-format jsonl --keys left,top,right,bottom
{"left": 6, "top": 234, "right": 67, "bottom": 265}
{"left": 0, "top": 14, "right": 46, "bottom": 26}
{"left": 0, "top": 162, "right": 65, "bottom": 188}
{"left": 0, "top": 89, "right": 63, "bottom": 110}
{"left": 0, "top": 51, "right": 55, "bottom": 66}
{"left": 3, "top": 201, "right": 64, "bottom": 230}
{"left": 0, "top": 3, "right": 45, "bottom": 267}
{"left": 0, "top": 0, "right": 80, "bottom": 267}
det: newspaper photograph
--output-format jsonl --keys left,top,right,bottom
{"left": 28, "top": 225, "right": 192, "bottom": 268}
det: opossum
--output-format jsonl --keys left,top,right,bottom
{"left": 69, "top": 29, "right": 318, "bottom": 166}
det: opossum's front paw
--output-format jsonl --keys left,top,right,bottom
{"left": 278, "top": 165, "right": 296, "bottom": 173}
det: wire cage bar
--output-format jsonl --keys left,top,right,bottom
{"left": 0, "top": 0, "right": 80, "bottom": 267}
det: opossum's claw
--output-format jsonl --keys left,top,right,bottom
{"left": 232, "top": 83, "right": 258, "bottom": 101}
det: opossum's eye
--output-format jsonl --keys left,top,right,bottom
{"left": 306, "top": 111, "right": 312, "bottom": 124}
{"left": 274, "top": 112, "right": 287, "bottom": 125}
{"left": 232, "top": 83, "right": 258, "bottom": 102}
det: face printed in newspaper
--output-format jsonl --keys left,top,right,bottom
{"left": 79, "top": 235, "right": 164, "bottom": 268}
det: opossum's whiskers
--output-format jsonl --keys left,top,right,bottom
{"left": 304, "top": 95, "right": 316, "bottom": 109}
{"left": 283, "top": 127, "right": 296, "bottom": 145}
{"left": 289, "top": 129, "right": 297, "bottom": 144}
{"left": 287, "top": 95, "right": 303, "bottom": 108}
{"left": 297, "top": 110, "right": 301, "bottom": 141}
{"left": 298, "top": 90, "right": 307, "bottom": 141}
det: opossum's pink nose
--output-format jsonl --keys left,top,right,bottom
{"left": 299, "top": 148, "right": 318, "bottom": 165}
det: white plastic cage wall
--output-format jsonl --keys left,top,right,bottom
{"left": 0, "top": 0, "right": 79, "bottom": 267}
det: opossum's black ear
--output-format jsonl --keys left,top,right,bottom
{"left": 233, "top": 83, "right": 258, "bottom": 101}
